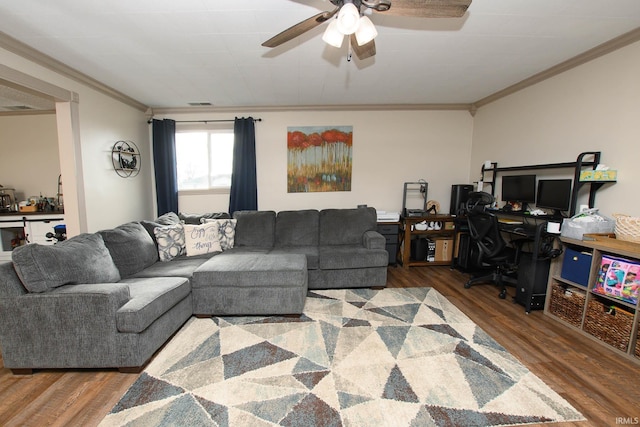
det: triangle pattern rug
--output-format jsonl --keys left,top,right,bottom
{"left": 100, "top": 287, "right": 584, "bottom": 426}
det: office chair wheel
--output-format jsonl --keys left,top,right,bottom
{"left": 499, "top": 289, "right": 507, "bottom": 299}
{"left": 464, "top": 282, "right": 472, "bottom": 289}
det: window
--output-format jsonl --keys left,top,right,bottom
{"left": 175, "top": 128, "right": 234, "bottom": 191}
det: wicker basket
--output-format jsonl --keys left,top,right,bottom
{"left": 584, "top": 299, "right": 634, "bottom": 352}
{"left": 613, "top": 214, "right": 640, "bottom": 243}
{"left": 636, "top": 329, "right": 640, "bottom": 360}
{"left": 549, "top": 284, "right": 585, "bottom": 327}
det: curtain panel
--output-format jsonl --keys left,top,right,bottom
{"left": 152, "top": 119, "right": 178, "bottom": 216}
{"left": 229, "top": 117, "right": 258, "bottom": 214}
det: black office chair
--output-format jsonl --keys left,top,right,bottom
{"left": 463, "top": 191, "right": 519, "bottom": 299}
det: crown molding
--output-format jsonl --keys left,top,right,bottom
{"left": 473, "top": 27, "right": 640, "bottom": 109}
{"left": 3, "top": 24, "right": 640, "bottom": 116}
{"left": 0, "top": 31, "right": 148, "bottom": 112}
{"left": 150, "top": 103, "right": 475, "bottom": 117}
{"left": 0, "top": 109, "right": 56, "bottom": 117}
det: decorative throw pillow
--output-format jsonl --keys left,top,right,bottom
{"left": 183, "top": 223, "right": 223, "bottom": 256}
{"left": 154, "top": 223, "right": 186, "bottom": 262}
{"left": 202, "top": 218, "right": 236, "bottom": 250}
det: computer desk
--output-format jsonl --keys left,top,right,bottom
{"left": 455, "top": 211, "right": 561, "bottom": 313}
{"left": 498, "top": 214, "right": 563, "bottom": 313}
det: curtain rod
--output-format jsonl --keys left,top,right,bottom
{"left": 147, "top": 118, "right": 262, "bottom": 124}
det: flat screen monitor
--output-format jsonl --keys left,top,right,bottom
{"left": 537, "top": 179, "right": 572, "bottom": 215}
{"left": 502, "top": 174, "right": 536, "bottom": 204}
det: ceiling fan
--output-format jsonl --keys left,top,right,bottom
{"left": 262, "top": 0, "right": 472, "bottom": 60}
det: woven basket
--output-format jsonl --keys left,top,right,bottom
{"left": 549, "top": 284, "right": 585, "bottom": 327}
{"left": 636, "top": 328, "right": 640, "bottom": 360}
{"left": 613, "top": 214, "right": 640, "bottom": 243}
{"left": 584, "top": 299, "right": 633, "bottom": 352}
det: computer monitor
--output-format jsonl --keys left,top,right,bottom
{"left": 502, "top": 175, "right": 536, "bottom": 208}
{"left": 536, "top": 179, "right": 572, "bottom": 217}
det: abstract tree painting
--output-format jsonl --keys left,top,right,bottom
{"left": 287, "top": 126, "right": 353, "bottom": 193}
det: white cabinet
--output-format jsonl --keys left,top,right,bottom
{"left": 27, "top": 217, "right": 65, "bottom": 244}
{"left": 0, "top": 214, "right": 65, "bottom": 261}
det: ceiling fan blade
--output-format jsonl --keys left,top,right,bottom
{"left": 262, "top": 8, "right": 339, "bottom": 48}
{"left": 382, "top": 0, "right": 471, "bottom": 18}
{"left": 350, "top": 35, "right": 376, "bottom": 60}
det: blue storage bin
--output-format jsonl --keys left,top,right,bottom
{"left": 561, "top": 247, "right": 592, "bottom": 287}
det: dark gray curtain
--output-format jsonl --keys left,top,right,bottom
{"left": 229, "top": 117, "right": 258, "bottom": 214}
{"left": 152, "top": 119, "right": 178, "bottom": 216}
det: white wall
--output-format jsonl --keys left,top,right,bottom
{"left": 165, "top": 109, "right": 475, "bottom": 215}
{"left": 471, "top": 40, "right": 640, "bottom": 218}
{"left": 0, "top": 47, "right": 153, "bottom": 233}
{"left": 0, "top": 114, "right": 60, "bottom": 202}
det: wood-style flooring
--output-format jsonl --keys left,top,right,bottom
{"left": 1, "top": 266, "right": 638, "bottom": 427}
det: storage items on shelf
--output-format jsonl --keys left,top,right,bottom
{"left": 560, "top": 247, "right": 592, "bottom": 286}
{"left": 613, "top": 213, "right": 640, "bottom": 243}
{"left": 593, "top": 255, "right": 640, "bottom": 304}
{"left": 549, "top": 283, "right": 586, "bottom": 328}
{"left": 545, "top": 236, "right": 640, "bottom": 363}
{"left": 560, "top": 209, "right": 615, "bottom": 241}
{"left": 583, "top": 297, "right": 634, "bottom": 352}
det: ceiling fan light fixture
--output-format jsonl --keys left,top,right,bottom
{"left": 336, "top": 2, "right": 360, "bottom": 35}
{"left": 355, "top": 15, "right": 377, "bottom": 45}
{"left": 322, "top": 19, "right": 344, "bottom": 48}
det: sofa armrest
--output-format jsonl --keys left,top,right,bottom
{"left": 0, "top": 283, "right": 131, "bottom": 368}
{"left": 363, "top": 230, "right": 386, "bottom": 250}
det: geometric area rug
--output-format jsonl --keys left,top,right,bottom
{"left": 100, "top": 287, "right": 584, "bottom": 427}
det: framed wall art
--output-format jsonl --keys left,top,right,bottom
{"left": 287, "top": 126, "right": 352, "bottom": 193}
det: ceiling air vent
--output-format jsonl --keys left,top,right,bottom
{"left": 188, "top": 102, "right": 212, "bottom": 106}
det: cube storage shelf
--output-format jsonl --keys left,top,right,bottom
{"left": 545, "top": 235, "right": 640, "bottom": 363}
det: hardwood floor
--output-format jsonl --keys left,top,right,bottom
{"left": 1, "top": 266, "right": 638, "bottom": 426}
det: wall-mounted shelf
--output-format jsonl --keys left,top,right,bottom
{"left": 480, "top": 151, "right": 615, "bottom": 216}
{"left": 111, "top": 140, "right": 140, "bottom": 178}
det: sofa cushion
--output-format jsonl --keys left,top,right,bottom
{"left": 130, "top": 254, "right": 211, "bottom": 279}
{"left": 183, "top": 223, "right": 222, "bottom": 256}
{"left": 233, "top": 210, "right": 276, "bottom": 248}
{"left": 116, "top": 277, "right": 191, "bottom": 333}
{"left": 269, "top": 246, "right": 319, "bottom": 270}
{"left": 275, "top": 209, "right": 319, "bottom": 247}
{"left": 99, "top": 222, "right": 158, "bottom": 278}
{"left": 141, "top": 212, "right": 181, "bottom": 244}
{"left": 319, "top": 207, "right": 377, "bottom": 246}
{"left": 154, "top": 223, "right": 186, "bottom": 261}
{"left": 11, "top": 233, "right": 121, "bottom": 293}
{"left": 319, "top": 245, "right": 389, "bottom": 269}
{"left": 179, "top": 211, "right": 230, "bottom": 224}
{"left": 156, "top": 212, "right": 181, "bottom": 225}
{"left": 202, "top": 218, "right": 237, "bottom": 250}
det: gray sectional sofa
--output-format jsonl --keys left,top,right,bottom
{"left": 0, "top": 207, "right": 388, "bottom": 373}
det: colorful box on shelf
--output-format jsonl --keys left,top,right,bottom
{"left": 593, "top": 255, "right": 640, "bottom": 305}
{"left": 579, "top": 170, "right": 617, "bottom": 181}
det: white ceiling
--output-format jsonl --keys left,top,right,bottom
{"left": 1, "top": 0, "right": 640, "bottom": 110}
